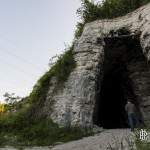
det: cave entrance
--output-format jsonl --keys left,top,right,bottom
{"left": 93, "top": 34, "right": 143, "bottom": 129}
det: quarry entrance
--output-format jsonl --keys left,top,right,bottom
{"left": 93, "top": 34, "right": 144, "bottom": 129}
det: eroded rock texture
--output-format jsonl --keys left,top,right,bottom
{"left": 41, "top": 3, "right": 150, "bottom": 127}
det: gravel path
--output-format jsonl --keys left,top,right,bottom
{"left": 0, "top": 129, "right": 136, "bottom": 150}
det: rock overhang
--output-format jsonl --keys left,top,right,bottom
{"left": 76, "top": 3, "right": 150, "bottom": 60}
{"left": 40, "top": 3, "right": 150, "bottom": 127}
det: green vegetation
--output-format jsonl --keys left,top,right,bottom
{"left": 136, "top": 139, "right": 150, "bottom": 150}
{"left": 75, "top": 0, "right": 150, "bottom": 38}
{"left": 135, "top": 125, "right": 150, "bottom": 150}
{"left": 29, "top": 46, "right": 76, "bottom": 105}
{"left": 1, "top": 0, "right": 150, "bottom": 147}
{"left": 0, "top": 111, "right": 92, "bottom": 146}
{"left": 0, "top": 45, "right": 81, "bottom": 147}
{"left": 25, "top": 47, "right": 76, "bottom": 119}
{"left": 0, "top": 46, "right": 78, "bottom": 147}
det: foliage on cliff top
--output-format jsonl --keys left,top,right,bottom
{"left": 75, "top": 0, "right": 150, "bottom": 38}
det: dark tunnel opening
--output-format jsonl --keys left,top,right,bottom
{"left": 93, "top": 35, "right": 143, "bottom": 129}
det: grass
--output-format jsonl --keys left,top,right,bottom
{"left": 136, "top": 139, "right": 150, "bottom": 150}
{"left": 0, "top": 46, "right": 83, "bottom": 147}
{"left": 0, "top": 111, "right": 92, "bottom": 147}
{"left": 0, "top": 47, "right": 88, "bottom": 147}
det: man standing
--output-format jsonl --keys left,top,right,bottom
{"left": 125, "top": 101, "right": 139, "bottom": 131}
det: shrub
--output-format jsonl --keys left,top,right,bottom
{"left": 0, "top": 112, "right": 92, "bottom": 146}
{"left": 51, "top": 48, "right": 76, "bottom": 81}
{"left": 29, "top": 46, "right": 76, "bottom": 105}
{"left": 0, "top": 45, "right": 77, "bottom": 146}
{"left": 75, "top": 0, "right": 150, "bottom": 39}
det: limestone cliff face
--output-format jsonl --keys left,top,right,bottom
{"left": 41, "top": 3, "right": 150, "bottom": 127}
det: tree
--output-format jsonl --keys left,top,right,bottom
{"left": 77, "top": 0, "right": 102, "bottom": 23}
{"left": 3, "top": 92, "right": 21, "bottom": 104}
{"left": 75, "top": 0, "right": 150, "bottom": 38}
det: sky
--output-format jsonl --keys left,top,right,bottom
{"left": 0, "top": 0, "right": 102, "bottom": 102}
{"left": 0, "top": 0, "right": 83, "bottom": 102}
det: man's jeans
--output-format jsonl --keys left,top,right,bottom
{"left": 128, "top": 113, "right": 139, "bottom": 131}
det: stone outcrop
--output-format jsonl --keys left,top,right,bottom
{"left": 41, "top": 3, "right": 150, "bottom": 127}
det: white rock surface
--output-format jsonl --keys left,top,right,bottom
{"left": 38, "top": 3, "right": 150, "bottom": 127}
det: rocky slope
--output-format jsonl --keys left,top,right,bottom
{"left": 37, "top": 3, "right": 150, "bottom": 127}
{"left": 0, "top": 129, "right": 135, "bottom": 150}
